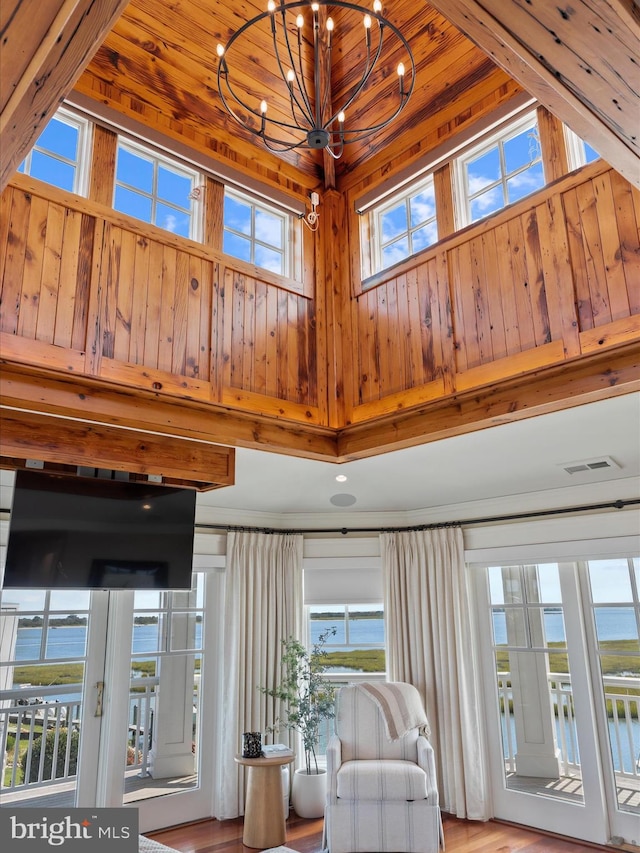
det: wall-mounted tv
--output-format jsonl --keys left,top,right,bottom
{"left": 2, "top": 469, "right": 196, "bottom": 589}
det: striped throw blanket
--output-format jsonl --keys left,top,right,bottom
{"left": 356, "top": 681, "right": 430, "bottom": 740}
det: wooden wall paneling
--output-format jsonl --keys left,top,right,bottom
{"left": 562, "top": 185, "right": 595, "bottom": 331}
{"left": 0, "top": 0, "right": 130, "bottom": 192}
{"left": 131, "top": 232, "right": 151, "bottom": 365}
{"left": 404, "top": 267, "right": 422, "bottom": 390}
{"left": 537, "top": 105, "right": 570, "bottom": 184}
{"left": 609, "top": 170, "right": 640, "bottom": 316}
{"left": 395, "top": 271, "right": 411, "bottom": 391}
{"left": 451, "top": 240, "right": 477, "bottom": 370}
{"left": 36, "top": 201, "right": 65, "bottom": 344}
{"left": 253, "top": 280, "right": 268, "bottom": 395}
{"left": 143, "top": 239, "right": 164, "bottom": 369}
{"left": 321, "top": 189, "right": 350, "bottom": 427}
{"left": 242, "top": 275, "right": 256, "bottom": 393}
{"left": 19, "top": 194, "right": 49, "bottom": 339}
{"left": 286, "top": 292, "right": 300, "bottom": 401}
{"left": 204, "top": 177, "right": 224, "bottom": 250}
{"left": 469, "top": 234, "right": 494, "bottom": 365}
{"left": 89, "top": 124, "right": 117, "bottom": 206}
{"left": 507, "top": 216, "right": 537, "bottom": 351}
{"left": 70, "top": 213, "right": 95, "bottom": 353}
{"left": 521, "top": 209, "right": 552, "bottom": 348}
{"left": 434, "top": 163, "right": 457, "bottom": 240}
{"left": 110, "top": 228, "right": 134, "bottom": 361}
{"left": 375, "top": 283, "right": 391, "bottom": 398}
{"left": 209, "top": 261, "right": 222, "bottom": 401}
{"left": 493, "top": 221, "right": 524, "bottom": 356}
{"left": 534, "top": 196, "right": 580, "bottom": 357}
{"left": 481, "top": 228, "right": 508, "bottom": 362}
{"left": 592, "top": 171, "right": 632, "bottom": 322}
{"left": 171, "top": 252, "right": 190, "bottom": 375}
{"left": 0, "top": 188, "right": 29, "bottom": 335}
{"left": 433, "top": 250, "right": 456, "bottom": 394}
{"left": 157, "top": 245, "right": 177, "bottom": 374}
{"left": 83, "top": 218, "right": 107, "bottom": 376}
{"left": 575, "top": 179, "right": 612, "bottom": 328}
{"left": 186, "top": 253, "right": 210, "bottom": 381}
{"left": 264, "top": 282, "right": 279, "bottom": 399}
{"left": 276, "top": 286, "right": 289, "bottom": 400}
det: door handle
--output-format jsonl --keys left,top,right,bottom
{"left": 95, "top": 681, "right": 104, "bottom": 717}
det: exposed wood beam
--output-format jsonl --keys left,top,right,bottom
{"left": 0, "top": 0, "right": 130, "bottom": 192}
{"left": 426, "top": 0, "right": 640, "bottom": 190}
{"left": 2, "top": 346, "right": 638, "bottom": 465}
{"left": 0, "top": 409, "right": 236, "bottom": 491}
{"left": 336, "top": 344, "right": 640, "bottom": 460}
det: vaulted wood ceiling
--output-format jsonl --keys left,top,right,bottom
{"left": 2, "top": 0, "right": 638, "bottom": 192}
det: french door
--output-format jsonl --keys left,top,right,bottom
{"left": 475, "top": 557, "right": 639, "bottom": 847}
{"left": 0, "top": 572, "right": 215, "bottom": 832}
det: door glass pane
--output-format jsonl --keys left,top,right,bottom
{"left": 586, "top": 559, "right": 640, "bottom": 816}
{"left": 124, "top": 574, "right": 205, "bottom": 804}
{"left": 0, "top": 589, "right": 91, "bottom": 807}
{"left": 488, "top": 564, "right": 584, "bottom": 804}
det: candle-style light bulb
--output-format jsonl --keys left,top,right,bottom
{"left": 326, "top": 16, "right": 334, "bottom": 47}
{"left": 373, "top": 0, "right": 382, "bottom": 12}
{"left": 363, "top": 14, "right": 371, "bottom": 28}
{"left": 216, "top": 43, "right": 224, "bottom": 57}
{"left": 267, "top": 0, "right": 275, "bottom": 11}
{"left": 296, "top": 13, "right": 304, "bottom": 28}
{"left": 260, "top": 100, "right": 268, "bottom": 114}
{"left": 286, "top": 69, "right": 295, "bottom": 88}
{"left": 397, "top": 62, "right": 405, "bottom": 77}
{"left": 338, "top": 111, "right": 345, "bottom": 124}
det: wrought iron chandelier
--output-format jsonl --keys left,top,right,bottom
{"left": 216, "top": 0, "right": 415, "bottom": 159}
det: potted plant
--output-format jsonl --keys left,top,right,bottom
{"left": 261, "top": 627, "right": 336, "bottom": 818}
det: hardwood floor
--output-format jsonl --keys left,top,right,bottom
{"left": 146, "top": 812, "right": 614, "bottom": 853}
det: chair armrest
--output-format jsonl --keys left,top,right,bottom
{"left": 417, "top": 735, "right": 439, "bottom": 805}
{"left": 326, "top": 734, "right": 342, "bottom": 799}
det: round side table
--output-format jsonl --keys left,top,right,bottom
{"left": 234, "top": 752, "right": 295, "bottom": 849}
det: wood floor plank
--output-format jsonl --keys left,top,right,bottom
{"left": 146, "top": 812, "right": 614, "bottom": 853}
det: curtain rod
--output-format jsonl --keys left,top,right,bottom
{"left": 194, "top": 497, "right": 640, "bottom": 536}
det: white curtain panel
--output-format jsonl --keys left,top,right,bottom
{"left": 214, "top": 530, "right": 303, "bottom": 819}
{"left": 380, "top": 527, "right": 489, "bottom": 821}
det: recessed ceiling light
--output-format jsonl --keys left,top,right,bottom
{"left": 335, "top": 474, "right": 348, "bottom": 482}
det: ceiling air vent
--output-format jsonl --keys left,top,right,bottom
{"left": 559, "top": 456, "right": 621, "bottom": 475}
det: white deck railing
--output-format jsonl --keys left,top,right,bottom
{"left": 497, "top": 671, "right": 640, "bottom": 780}
{"left": 1, "top": 671, "right": 637, "bottom": 797}
{"left": 0, "top": 678, "right": 159, "bottom": 794}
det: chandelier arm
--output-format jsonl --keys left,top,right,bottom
{"left": 277, "top": 5, "right": 315, "bottom": 126}
{"left": 272, "top": 4, "right": 314, "bottom": 127}
{"left": 326, "top": 25, "right": 383, "bottom": 129}
{"left": 219, "top": 69, "right": 315, "bottom": 142}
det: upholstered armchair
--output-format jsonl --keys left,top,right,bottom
{"left": 324, "top": 682, "right": 443, "bottom": 853}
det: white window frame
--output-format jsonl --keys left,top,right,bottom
{"left": 564, "top": 126, "right": 601, "bottom": 171}
{"left": 19, "top": 106, "right": 92, "bottom": 196}
{"left": 113, "top": 137, "right": 203, "bottom": 241}
{"left": 454, "top": 110, "right": 544, "bottom": 228}
{"left": 368, "top": 175, "right": 438, "bottom": 277}
{"left": 223, "top": 187, "right": 292, "bottom": 280}
{"left": 307, "top": 602, "right": 386, "bottom": 679}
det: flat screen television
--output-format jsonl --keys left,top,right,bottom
{"left": 2, "top": 469, "right": 196, "bottom": 589}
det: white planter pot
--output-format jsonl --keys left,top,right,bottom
{"left": 291, "top": 767, "right": 327, "bottom": 818}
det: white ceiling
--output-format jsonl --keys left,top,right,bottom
{"left": 195, "top": 393, "right": 640, "bottom": 523}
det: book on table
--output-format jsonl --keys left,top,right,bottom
{"left": 262, "top": 743, "right": 293, "bottom": 756}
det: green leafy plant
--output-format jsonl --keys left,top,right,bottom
{"left": 21, "top": 728, "right": 79, "bottom": 783}
{"left": 261, "top": 628, "right": 337, "bottom": 774}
